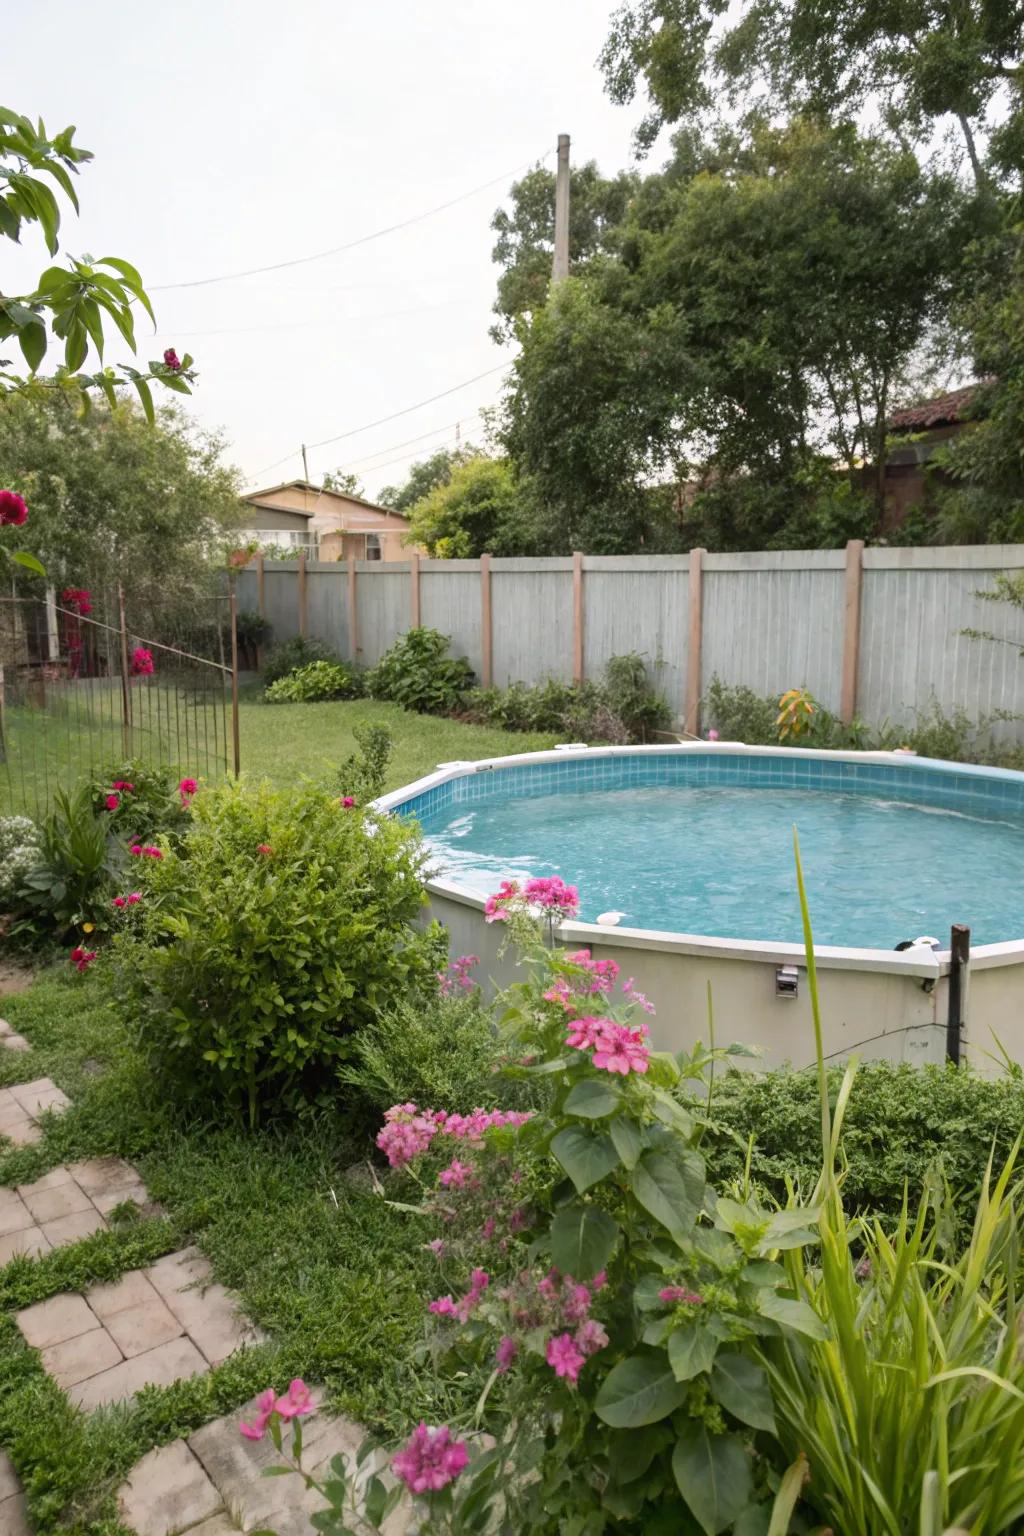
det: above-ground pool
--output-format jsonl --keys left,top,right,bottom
{"left": 376, "top": 746, "right": 1024, "bottom": 1072}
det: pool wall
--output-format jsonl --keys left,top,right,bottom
{"left": 375, "top": 744, "right": 1024, "bottom": 1073}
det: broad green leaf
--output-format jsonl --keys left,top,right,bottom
{"left": 549, "top": 1204, "right": 618, "bottom": 1279}
{"left": 595, "top": 1354, "right": 687, "bottom": 1427}
{"left": 18, "top": 315, "right": 46, "bottom": 372}
{"left": 710, "top": 1352, "right": 776, "bottom": 1432}
{"left": 609, "top": 1425, "right": 672, "bottom": 1485}
{"left": 734, "top": 1505, "right": 772, "bottom": 1536}
{"left": 10, "top": 551, "right": 46, "bottom": 577}
{"left": 757, "top": 1289, "right": 828, "bottom": 1339}
{"left": 634, "top": 1273, "right": 669, "bottom": 1311}
{"left": 551, "top": 1126, "right": 619, "bottom": 1194}
{"left": 564, "top": 1078, "right": 622, "bottom": 1118}
{"left": 133, "top": 376, "right": 155, "bottom": 425}
{"left": 668, "top": 1322, "right": 718, "bottom": 1381}
{"left": 629, "top": 1150, "right": 703, "bottom": 1237}
{"left": 672, "top": 1426, "right": 752, "bottom": 1536}
{"left": 610, "top": 1113, "right": 643, "bottom": 1169}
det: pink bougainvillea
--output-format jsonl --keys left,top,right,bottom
{"left": 105, "top": 793, "right": 120, "bottom": 811}
{"left": 130, "top": 646, "right": 154, "bottom": 676}
{"left": 163, "top": 347, "right": 182, "bottom": 371}
{"left": 438, "top": 954, "right": 479, "bottom": 997}
{"left": 69, "top": 947, "right": 97, "bottom": 973}
{"left": 392, "top": 1423, "right": 469, "bottom": 1495}
{"left": 0, "top": 489, "right": 28, "bottom": 526}
{"left": 376, "top": 1103, "right": 531, "bottom": 1170}
{"left": 484, "top": 879, "right": 520, "bottom": 922}
{"left": 523, "top": 875, "right": 579, "bottom": 920}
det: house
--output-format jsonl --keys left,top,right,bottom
{"left": 881, "top": 381, "right": 990, "bottom": 528}
{"left": 240, "top": 480, "right": 422, "bottom": 561}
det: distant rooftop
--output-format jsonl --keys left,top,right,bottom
{"left": 243, "top": 479, "right": 408, "bottom": 519}
{"left": 888, "top": 381, "right": 993, "bottom": 432}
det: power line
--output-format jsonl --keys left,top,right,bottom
{"left": 305, "top": 362, "right": 513, "bottom": 451}
{"left": 149, "top": 296, "right": 461, "bottom": 341}
{"left": 151, "top": 151, "right": 550, "bottom": 292}
{"left": 337, "top": 408, "right": 491, "bottom": 471}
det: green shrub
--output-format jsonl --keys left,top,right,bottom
{"left": 367, "top": 627, "right": 474, "bottom": 714}
{"left": 603, "top": 651, "right": 673, "bottom": 740}
{"left": 464, "top": 655, "right": 671, "bottom": 743}
{"left": 0, "top": 816, "right": 39, "bottom": 909}
{"left": 264, "top": 659, "right": 363, "bottom": 703}
{"left": 114, "top": 780, "right": 444, "bottom": 1126}
{"left": 704, "top": 1060, "right": 1024, "bottom": 1243}
{"left": 14, "top": 785, "right": 124, "bottom": 936}
{"left": 339, "top": 989, "right": 509, "bottom": 1114}
{"left": 703, "top": 676, "right": 779, "bottom": 743}
{"left": 261, "top": 634, "right": 338, "bottom": 687}
{"left": 335, "top": 724, "right": 394, "bottom": 803}
{"left": 85, "top": 759, "right": 192, "bottom": 841}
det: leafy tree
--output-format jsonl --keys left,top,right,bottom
{"left": 599, "top": 0, "right": 1023, "bottom": 182}
{"left": 490, "top": 162, "right": 638, "bottom": 340}
{"left": 404, "top": 455, "right": 539, "bottom": 557}
{"left": 321, "top": 469, "right": 364, "bottom": 496}
{"left": 0, "top": 107, "right": 193, "bottom": 413}
{"left": 378, "top": 445, "right": 477, "bottom": 512}
{"left": 0, "top": 391, "right": 242, "bottom": 625}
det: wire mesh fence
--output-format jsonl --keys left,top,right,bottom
{"left": 0, "top": 587, "right": 239, "bottom": 822}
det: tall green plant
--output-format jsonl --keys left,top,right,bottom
{"left": 755, "top": 834, "right": 1024, "bottom": 1533}
{"left": 14, "top": 783, "right": 123, "bottom": 933}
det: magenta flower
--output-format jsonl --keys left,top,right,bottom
{"left": 439, "top": 1158, "right": 473, "bottom": 1189}
{"left": 546, "top": 1331, "right": 586, "bottom": 1385}
{"left": 112, "top": 780, "right": 135, "bottom": 792}
{"left": 69, "top": 946, "right": 98, "bottom": 973}
{"left": 484, "top": 879, "right": 520, "bottom": 922}
{"left": 163, "top": 347, "right": 182, "bottom": 371}
{"left": 239, "top": 1387, "right": 278, "bottom": 1441}
{"left": 575, "top": 1318, "right": 609, "bottom": 1357}
{"left": 179, "top": 777, "right": 198, "bottom": 797}
{"left": 112, "top": 896, "right": 126, "bottom": 909}
{"left": 129, "top": 844, "right": 143, "bottom": 856}
{"left": 392, "top": 1423, "right": 469, "bottom": 1495}
{"left": 127, "top": 891, "right": 142, "bottom": 904}
{"left": 275, "top": 1378, "right": 314, "bottom": 1420}
{"left": 105, "top": 793, "right": 120, "bottom": 811}
{"left": 565, "top": 1015, "right": 604, "bottom": 1051}
{"left": 707, "top": 728, "right": 720, "bottom": 741}
{"left": 429, "top": 1295, "right": 458, "bottom": 1318}
{"left": 340, "top": 795, "right": 356, "bottom": 809}
{"left": 131, "top": 646, "right": 154, "bottom": 677}
{"left": 143, "top": 845, "right": 163, "bottom": 859}
{"left": 0, "top": 489, "right": 28, "bottom": 526}
{"left": 591, "top": 1021, "right": 650, "bottom": 1076}
{"left": 523, "top": 875, "right": 579, "bottom": 920}
{"left": 658, "top": 1286, "right": 704, "bottom": 1305}
{"left": 496, "top": 1335, "right": 518, "bottom": 1373}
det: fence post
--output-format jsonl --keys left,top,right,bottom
{"left": 117, "top": 583, "right": 132, "bottom": 757}
{"left": 347, "top": 553, "right": 358, "bottom": 660}
{"left": 297, "top": 550, "right": 307, "bottom": 638}
{"left": 685, "top": 548, "right": 705, "bottom": 736}
{"left": 255, "top": 550, "right": 266, "bottom": 669}
{"left": 480, "top": 554, "right": 493, "bottom": 688}
{"left": 410, "top": 551, "right": 421, "bottom": 628}
{"left": 946, "top": 924, "right": 970, "bottom": 1065}
{"left": 840, "top": 538, "right": 865, "bottom": 725}
{"left": 572, "top": 551, "right": 584, "bottom": 685}
{"left": 229, "top": 582, "right": 241, "bottom": 777}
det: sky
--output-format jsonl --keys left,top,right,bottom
{"left": 6, "top": 0, "right": 660, "bottom": 500}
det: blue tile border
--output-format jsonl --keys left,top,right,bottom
{"left": 394, "top": 750, "right": 1024, "bottom": 828}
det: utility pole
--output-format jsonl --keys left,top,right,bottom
{"left": 301, "top": 443, "right": 310, "bottom": 482}
{"left": 552, "top": 133, "right": 570, "bottom": 283}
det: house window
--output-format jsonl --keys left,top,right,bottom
{"left": 365, "top": 533, "right": 382, "bottom": 561}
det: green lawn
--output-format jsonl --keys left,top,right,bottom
{"left": 0, "top": 969, "right": 469, "bottom": 1534}
{"left": 239, "top": 694, "right": 560, "bottom": 793}
{"left": 1, "top": 691, "right": 560, "bottom": 819}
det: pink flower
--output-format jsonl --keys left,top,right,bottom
{"left": 112, "top": 780, "right": 135, "bottom": 792}
{"left": 129, "top": 844, "right": 143, "bottom": 856}
{"left": 575, "top": 1318, "right": 609, "bottom": 1357}
{"left": 707, "top": 728, "right": 720, "bottom": 741}
{"left": 429, "top": 1296, "right": 458, "bottom": 1317}
{"left": 392, "top": 1423, "right": 469, "bottom": 1495}
{"left": 69, "top": 947, "right": 97, "bottom": 973}
{"left": 340, "top": 795, "right": 356, "bottom": 809}
{"left": 546, "top": 1332, "right": 585, "bottom": 1385}
{"left": 658, "top": 1286, "right": 704, "bottom": 1305}
{"left": 484, "top": 879, "right": 520, "bottom": 922}
{"left": 592, "top": 1270, "right": 607, "bottom": 1291}
{"left": 523, "top": 875, "right": 579, "bottom": 920}
{"left": 591, "top": 1021, "right": 650, "bottom": 1076}
{"left": 112, "top": 896, "right": 126, "bottom": 909}
{"left": 240, "top": 1387, "right": 278, "bottom": 1441}
{"left": 496, "top": 1335, "right": 518, "bottom": 1373}
{"left": 105, "top": 793, "right": 120, "bottom": 811}
{"left": 0, "top": 490, "right": 28, "bottom": 526}
{"left": 427, "top": 1238, "right": 447, "bottom": 1258}
{"left": 376, "top": 1105, "right": 438, "bottom": 1168}
{"left": 127, "top": 891, "right": 142, "bottom": 904}
{"left": 131, "top": 646, "right": 154, "bottom": 677}
{"left": 622, "top": 978, "right": 656, "bottom": 1015}
{"left": 257, "top": 843, "right": 273, "bottom": 855}
{"left": 563, "top": 1282, "right": 592, "bottom": 1323}
{"left": 274, "top": 1378, "right": 314, "bottom": 1419}
{"left": 565, "top": 1015, "right": 604, "bottom": 1051}
{"left": 163, "top": 347, "right": 182, "bottom": 371}
{"left": 144, "top": 845, "right": 163, "bottom": 859}
{"left": 179, "top": 777, "right": 198, "bottom": 797}
{"left": 438, "top": 1158, "right": 472, "bottom": 1189}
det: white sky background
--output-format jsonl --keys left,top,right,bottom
{"left": 6, "top": 0, "right": 660, "bottom": 499}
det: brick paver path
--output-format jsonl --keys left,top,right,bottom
{"left": 0, "top": 1077, "right": 71, "bottom": 1150}
{"left": 0, "top": 1157, "right": 147, "bottom": 1266}
{"left": 16, "top": 1245, "right": 263, "bottom": 1410}
{"left": 118, "top": 1390, "right": 410, "bottom": 1536}
{"left": 0, "top": 1449, "right": 29, "bottom": 1536}
{"left": 0, "top": 1019, "right": 30, "bottom": 1054}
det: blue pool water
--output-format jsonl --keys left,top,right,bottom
{"left": 415, "top": 782, "right": 1024, "bottom": 948}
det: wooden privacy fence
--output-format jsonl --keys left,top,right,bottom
{"left": 238, "top": 544, "right": 1024, "bottom": 742}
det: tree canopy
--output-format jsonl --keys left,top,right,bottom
{"left": 378, "top": 446, "right": 478, "bottom": 512}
